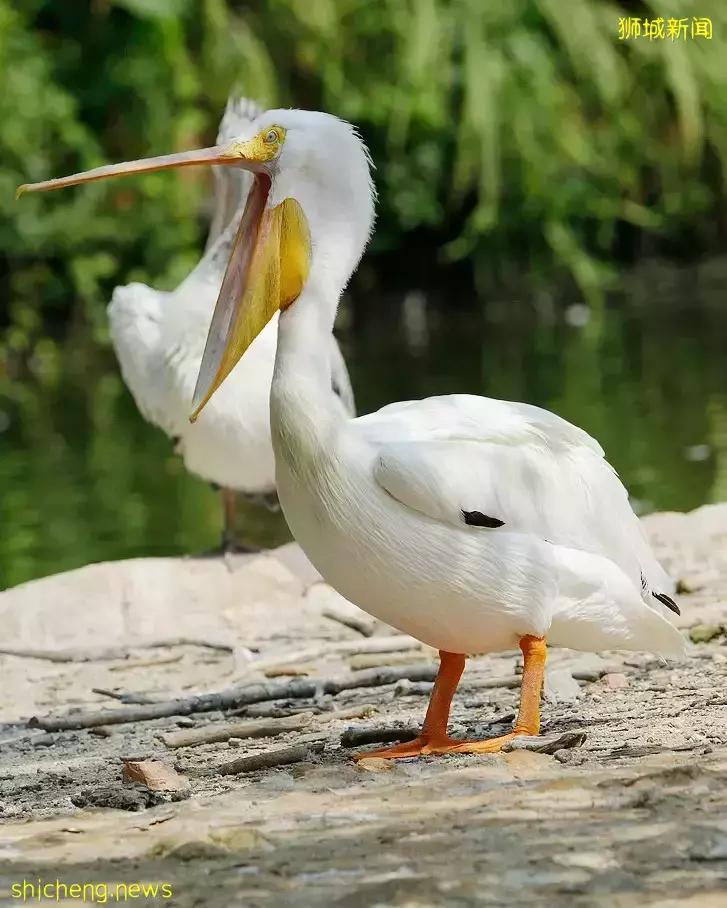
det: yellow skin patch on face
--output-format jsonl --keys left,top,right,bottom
{"left": 221, "top": 126, "right": 287, "bottom": 164}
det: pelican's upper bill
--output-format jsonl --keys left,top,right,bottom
{"left": 16, "top": 110, "right": 376, "bottom": 422}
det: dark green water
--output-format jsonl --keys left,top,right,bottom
{"left": 2, "top": 261, "right": 726, "bottom": 590}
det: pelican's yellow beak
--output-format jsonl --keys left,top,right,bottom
{"left": 16, "top": 131, "right": 312, "bottom": 423}
{"left": 189, "top": 182, "right": 311, "bottom": 422}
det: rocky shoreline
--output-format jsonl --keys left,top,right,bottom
{"left": 0, "top": 504, "right": 726, "bottom": 906}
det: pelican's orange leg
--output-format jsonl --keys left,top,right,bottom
{"left": 353, "top": 636, "right": 546, "bottom": 760}
{"left": 353, "top": 651, "right": 465, "bottom": 759}
{"left": 441, "top": 635, "right": 546, "bottom": 754}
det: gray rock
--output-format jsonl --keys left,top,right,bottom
{"left": 544, "top": 668, "right": 581, "bottom": 704}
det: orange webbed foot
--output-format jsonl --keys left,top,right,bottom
{"left": 353, "top": 735, "right": 459, "bottom": 760}
{"left": 354, "top": 731, "right": 526, "bottom": 760}
{"left": 433, "top": 732, "right": 518, "bottom": 754}
{"left": 351, "top": 639, "right": 546, "bottom": 762}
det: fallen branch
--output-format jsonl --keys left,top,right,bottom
{"left": 392, "top": 680, "right": 434, "bottom": 697}
{"left": 219, "top": 742, "right": 324, "bottom": 775}
{"left": 160, "top": 712, "right": 315, "bottom": 748}
{"left": 340, "top": 725, "right": 419, "bottom": 748}
{"left": 92, "top": 688, "right": 157, "bottom": 705}
{"left": 462, "top": 675, "right": 520, "bottom": 691}
{"left": 350, "top": 651, "right": 429, "bottom": 672}
{"left": 0, "top": 637, "right": 236, "bottom": 664}
{"left": 230, "top": 703, "right": 318, "bottom": 719}
{"left": 161, "top": 703, "right": 376, "bottom": 749}
{"left": 263, "top": 665, "right": 315, "bottom": 678}
{"left": 29, "top": 664, "right": 437, "bottom": 732}
{"left": 501, "top": 731, "right": 586, "bottom": 754}
{"left": 321, "top": 606, "right": 376, "bottom": 637}
{"left": 238, "top": 635, "right": 422, "bottom": 678}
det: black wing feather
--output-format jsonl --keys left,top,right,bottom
{"left": 462, "top": 510, "right": 505, "bottom": 528}
{"left": 652, "top": 591, "right": 680, "bottom": 616}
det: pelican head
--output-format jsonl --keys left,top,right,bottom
{"left": 17, "top": 109, "right": 376, "bottom": 420}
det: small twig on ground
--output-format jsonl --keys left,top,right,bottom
{"left": 92, "top": 689, "right": 157, "bottom": 705}
{"left": 228, "top": 703, "right": 318, "bottom": 719}
{"left": 219, "top": 742, "right": 324, "bottom": 775}
{"left": 160, "top": 712, "right": 316, "bottom": 748}
{"left": 340, "top": 725, "right": 419, "bottom": 748}
{"left": 29, "top": 664, "right": 437, "bottom": 732}
{"left": 0, "top": 637, "right": 237, "bottom": 664}
{"left": 600, "top": 742, "right": 707, "bottom": 759}
{"left": 393, "top": 680, "right": 434, "bottom": 697}
{"left": 321, "top": 606, "right": 376, "bottom": 637}
{"left": 109, "top": 654, "right": 184, "bottom": 671}
{"left": 238, "top": 635, "right": 422, "bottom": 678}
{"left": 462, "top": 676, "right": 521, "bottom": 691}
{"left": 263, "top": 665, "right": 315, "bottom": 678}
{"left": 161, "top": 703, "right": 377, "bottom": 748}
{"left": 350, "top": 651, "right": 431, "bottom": 672}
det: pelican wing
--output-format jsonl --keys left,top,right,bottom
{"left": 353, "top": 394, "right": 673, "bottom": 599}
{"left": 108, "top": 283, "right": 188, "bottom": 438}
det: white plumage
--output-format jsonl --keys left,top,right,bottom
{"left": 106, "top": 98, "right": 355, "bottom": 549}
{"left": 273, "top": 385, "right": 684, "bottom": 661}
{"left": 200, "top": 109, "right": 684, "bottom": 668}
{"left": 340, "top": 394, "right": 681, "bottom": 656}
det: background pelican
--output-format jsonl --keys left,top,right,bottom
{"left": 18, "top": 109, "right": 684, "bottom": 759}
{"left": 105, "top": 97, "right": 355, "bottom": 552}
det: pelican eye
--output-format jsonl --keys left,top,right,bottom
{"left": 264, "top": 128, "right": 281, "bottom": 145}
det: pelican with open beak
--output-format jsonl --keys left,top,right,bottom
{"left": 19, "top": 110, "right": 684, "bottom": 758}
{"left": 18, "top": 107, "right": 355, "bottom": 554}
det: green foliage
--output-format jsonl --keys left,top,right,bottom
{"left": 2, "top": 0, "right": 727, "bottom": 357}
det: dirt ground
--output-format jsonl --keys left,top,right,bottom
{"left": 0, "top": 505, "right": 726, "bottom": 906}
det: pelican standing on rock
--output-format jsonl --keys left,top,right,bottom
{"left": 105, "top": 97, "right": 355, "bottom": 552}
{"left": 18, "top": 109, "right": 685, "bottom": 757}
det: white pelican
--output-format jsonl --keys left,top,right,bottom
{"left": 104, "top": 97, "right": 355, "bottom": 552}
{"left": 18, "top": 110, "right": 685, "bottom": 758}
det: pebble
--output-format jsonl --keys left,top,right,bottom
{"left": 544, "top": 668, "right": 581, "bottom": 704}
{"left": 176, "top": 717, "right": 196, "bottom": 728}
{"left": 355, "top": 758, "right": 398, "bottom": 774}
{"left": 553, "top": 749, "right": 587, "bottom": 765}
{"left": 122, "top": 760, "right": 190, "bottom": 792}
{"left": 602, "top": 673, "right": 630, "bottom": 690}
